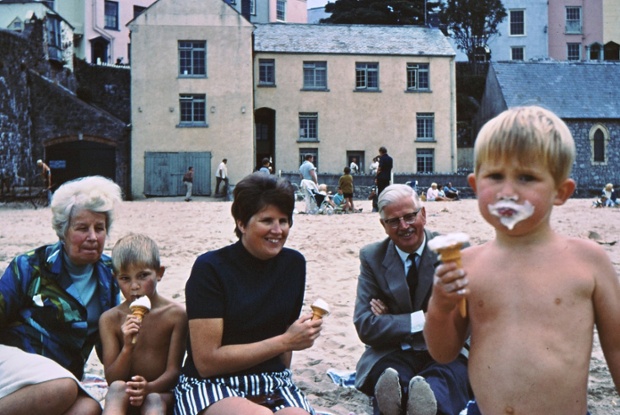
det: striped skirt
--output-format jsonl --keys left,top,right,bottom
{"left": 174, "top": 369, "right": 314, "bottom": 415}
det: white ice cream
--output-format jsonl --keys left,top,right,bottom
{"left": 488, "top": 200, "right": 535, "bottom": 230}
{"left": 311, "top": 298, "right": 330, "bottom": 315}
{"left": 130, "top": 296, "right": 151, "bottom": 310}
{"left": 428, "top": 232, "right": 470, "bottom": 251}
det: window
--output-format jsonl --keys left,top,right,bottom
{"left": 593, "top": 129, "right": 605, "bottom": 162}
{"left": 259, "top": 59, "right": 275, "bottom": 86}
{"left": 299, "top": 149, "right": 319, "bottom": 171}
{"left": 566, "top": 7, "right": 581, "bottom": 34}
{"left": 417, "top": 149, "right": 434, "bottom": 173}
{"left": 509, "top": 10, "right": 525, "bottom": 36}
{"left": 104, "top": 1, "right": 119, "bottom": 30}
{"left": 133, "top": 5, "right": 146, "bottom": 17}
{"left": 8, "top": 18, "right": 23, "bottom": 32}
{"left": 250, "top": 0, "right": 255, "bottom": 15}
{"left": 277, "top": 0, "right": 286, "bottom": 21}
{"left": 303, "top": 61, "right": 327, "bottom": 89}
{"left": 406, "top": 63, "right": 429, "bottom": 91}
{"left": 180, "top": 94, "right": 206, "bottom": 125}
{"left": 299, "top": 113, "right": 318, "bottom": 141}
{"left": 356, "top": 62, "right": 379, "bottom": 90}
{"left": 567, "top": 43, "right": 581, "bottom": 61}
{"left": 47, "top": 17, "right": 61, "bottom": 48}
{"left": 511, "top": 47, "right": 524, "bottom": 61}
{"left": 416, "top": 113, "right": 435, "bottom": 141}
{"left": 179, "top": 41, "right": 206, "bottom": 76}
{"left": 589, "top": 43, "right": 602, "bottom": 61}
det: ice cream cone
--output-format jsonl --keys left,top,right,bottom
{"left": 130, "top": 305, "right": 149, "bottom": 322}
{"left": 129, "top": 297, "right": 151, "bottom": 344}
{"left": 428, "top": 233, "right": 469, "bottom": 318}
{"left": 311, "top": 298, "right": 330, "bottom": 320}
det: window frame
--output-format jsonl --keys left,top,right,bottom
{"left": 355, "top": 62, "right": 379, "bottom": 91}
{"left": 406, "top": 63, "right": 430, "bottom": 92}
{"left": 416, "top": 113, "right": 435, "bottom": 141}
{"left": 179, "top": 94, "right": 207, "bottom": 126}
{"left": 299, "top": 113, "right": 318, "bottom": 142}
{"left": 303, "top": 61, "right": 327, "bottom": 90}
{"left": 104, "top": 0, "right": 119, "bottom": 30}
{"left": 511, "top": 46, "right": 525, "bottom": 61}
{"left": 416, "top": 149, "right": 434, "bottom": 173}
{"left": 567, "top": 43, "right": 581, "bottom": 61}
{"left": 258, "top": 59, "right": 275, "bottom": 86}
{"left": 178, "top": 41, "right": 207, "bottom": 77}
{"left": 276, "top": 0, "right": 286, "bottom": 21}
{"left": 509, "top": 9, "right": 525, "bottom": 36}
{"left": 565, "top": 6, "right": 582, "bottom": 34}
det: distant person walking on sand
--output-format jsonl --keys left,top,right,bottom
{"left": 37, "top": 159, "right": 52, "bottom": 205}
{"left": 215, "top": 159, "right": 228, "bottom": 197}
{"left": 339, "top": 166, "right": 355, "bottom": 213}
{"left": 376, "top": 147, "right": 393, "bottom": 197}
{"left": 183, "top": 167, "right": 194, "bottom": 202}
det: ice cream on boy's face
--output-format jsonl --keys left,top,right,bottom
{"left": 488, "top": 199, "right": 535, "bottom": 230}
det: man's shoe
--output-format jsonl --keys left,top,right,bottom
{"left": 374, "top": 368, "right": 401, "bottom": 415}
{"left": 406, "top": 376, "right": 437, "bottom": 415}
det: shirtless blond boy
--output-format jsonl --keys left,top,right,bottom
{"left": 424, "top": 106, "right": 620, "bottom": 415}
{"left": 99, "top": 234, "right": 188, "bottom": 414}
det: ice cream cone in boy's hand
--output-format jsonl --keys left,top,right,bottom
{"left": 428, "top": 233, "right": 470, "bottom": 318}
{"left": 311, "top": 298, "right": 330, "bottom": 320}
{"left": 129, "top": 296, "right": 151, "bottom": 343}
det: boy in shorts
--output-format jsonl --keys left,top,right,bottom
{"left": 99, "top": 234, "right": 188, "bottom": 414}
{"left": 424, "top": 106, "right": 620, "bottom": 414}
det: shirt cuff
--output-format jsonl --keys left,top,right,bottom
{"left": 410, "top": 310, "right": 425, "bottom": 333}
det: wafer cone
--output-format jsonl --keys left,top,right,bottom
{"left": 311, "top": 305, "right": 329, "bottom": 320}
{"left": 436, "top": 244, "right": 467, "bottom": 318}
{"left": 311, "top": 298, "right": 330, "bottom": 320}
{"left": 428, "top": 233, "right": 469, "bottom": 318}
{"left": 130, "top": 305, "right": 149, "bottom": 322}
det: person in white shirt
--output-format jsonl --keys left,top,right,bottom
{"left": 215, "top": 159, "right": 228, "bottom": 196}
{"left": 350, "top": 158, "right": 360, "bottom": 175}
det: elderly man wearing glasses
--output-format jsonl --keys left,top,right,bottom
{"left": 353, "top": 184, "right": 471, "bottom": 415}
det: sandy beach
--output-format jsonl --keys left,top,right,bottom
{"left": 1, "top": 196, "right": 618, "bottom": 414}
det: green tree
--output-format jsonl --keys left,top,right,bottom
{"left": 322, "top": 0, "right": 442, "bottom": 26}
{"left": 441, "top": 0, "right": 507, "bottom": 62}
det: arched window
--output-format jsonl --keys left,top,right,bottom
{"left": 589, "top": 124, "right": 609, "bottom": 164}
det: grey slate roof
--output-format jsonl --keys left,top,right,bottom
{"left": 253, "top": 23, "right": 455, "bottom": 57}
{"left": 492, "top": 61, "right": 620, "bottom": 119}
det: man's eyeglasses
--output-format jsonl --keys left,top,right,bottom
{"left": 383, "top": 209, "right": 422, "bottom": 229}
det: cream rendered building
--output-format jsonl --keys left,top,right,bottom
{"left": 253, "top": 23, "right": 457, "bottom": 175}
{"left": 128, "top": 0, "right": 254, "bottom": 198}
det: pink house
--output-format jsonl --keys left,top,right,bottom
{"left": 548, "top": 0, "right": 605, "bottom": 61}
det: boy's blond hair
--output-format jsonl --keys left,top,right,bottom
{"left": 474, "top": 106, "right": 575, "bottom": 185}
{"left": 111, "top": 233, "right": 160, "bottom": 274}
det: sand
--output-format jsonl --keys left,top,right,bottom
{"left": 0, "top": 197, "right": 618, "bottom": 414}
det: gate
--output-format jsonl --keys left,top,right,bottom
{"left": 144, "top": 152, "right": 211, "bottom": 196}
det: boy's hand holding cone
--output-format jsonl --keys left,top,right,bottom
{"left": 129, "top": 296, "right": 151, "bottom": 344}
{"left": 428, "top": 233, "right": 470, "bottom": 318}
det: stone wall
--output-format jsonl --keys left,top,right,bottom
{"left": 570, "top": 119, "right": 620, "bottom": 197}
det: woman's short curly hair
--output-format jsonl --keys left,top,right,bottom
{"left": 50, "top": 176, "right": 123, "bottom": 240}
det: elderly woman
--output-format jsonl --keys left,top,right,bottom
{"left": 175, "top": 173, "right": 322, "bottom": 415}
{"left": 0, "top": 176, "right": 122, "bottom": 414}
